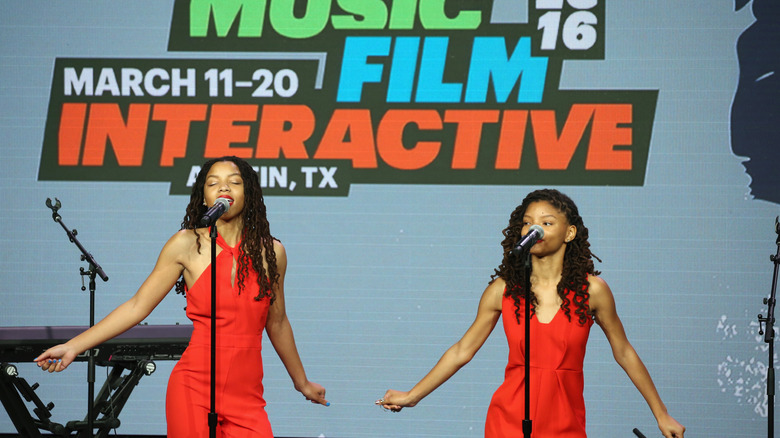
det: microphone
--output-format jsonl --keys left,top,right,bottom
{"left": 632, "top": 428, "right": 647, "bottom": 438}
{"left": 199, "top": 197, "right": 231, "bottom": 227}
{"left": 510, "top": 225, "right": 544, "bottom": 256}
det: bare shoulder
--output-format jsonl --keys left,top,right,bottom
{"left": 482, "top": 277, "right": 506, "bottom": 311}
{"left": 587, "top": 275, "right": 609, "bottom": 294}
{"left": 487, "top": 276, "right": 506, "bottom": 293}
{"left": 587, "top": 275, "right": 615, "bottom": 311}
{"left": 272, "top": 238, "right": 286, "bottom": 256}
{"left": 170, "top": 228, "right": 198, "bottom": 243}
{"left": 272, "top": 238, "right": 287, "bottom": 266}
{"left": 161, "top": 229, "right": 211, "bottom": 268}
{"left": 165, "top": 229, "right": 202, "bottom": 253}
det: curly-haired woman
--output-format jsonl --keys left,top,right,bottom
{"left": 35, "top": 156, "right": 328, "bottom": 437}
{"left": 377, "top": 189, "right": 684, "bottom": 438}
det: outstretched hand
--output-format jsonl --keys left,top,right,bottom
{"left": 658, "top": 413, "right": 685, "bottom": 438}
{"left": 375, "top": 389, "right": 415, "bottom": 413}
{"left": 34, "top": 344, "right": 78, "bottom": 373}
{"left": 299, "top": 380, "right": 329, "bottom": 407}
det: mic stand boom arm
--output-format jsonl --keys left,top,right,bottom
{"left": 46, "top": 198, "right": 108, "bottom": 282}
{"left": 45, "top": 197, "right": 109, "bottom": 438}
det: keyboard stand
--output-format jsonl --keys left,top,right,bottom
{"left": 0, "top": 359, "right": 155, "bottom": 438}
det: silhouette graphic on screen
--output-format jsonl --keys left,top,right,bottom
{"left": 732, "top": 0, "right": 780, "bottom": 204}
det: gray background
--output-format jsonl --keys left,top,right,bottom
{"left": 1, "top": 1, "right": 778, "bottom": 436}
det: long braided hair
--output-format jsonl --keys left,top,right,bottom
{"left": 175, "top": 156, "right": 279, "bottom": 303}
{"left": 491, "top": 189, "right": 600, "bottom": 325}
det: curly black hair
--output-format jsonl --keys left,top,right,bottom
{"left": 491, "top": 189, "right": 600, "bottom": 325}
{"left": 174, "top": 156, "right": 279, "bottom": 303}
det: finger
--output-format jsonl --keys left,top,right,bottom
{"left": 45, "top": 359, "right": 64, "bottom": 372}
{"left": 307, "top": 394, "right": 329, "bottom": 406}
{"left": 34, "top": 354, "right": 52, "bottom": 367}
{"left": 376, "top": 399, "right": 401, "bottom": 411}
{"left": 304, "top": 391, "right": 329, "bottom": 406}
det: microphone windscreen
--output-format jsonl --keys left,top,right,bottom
{"left": 528, "top": 224, "right": 544, "bottom": 238}
{"left": 214, "top": 197, "right": 231, "bottom": 212}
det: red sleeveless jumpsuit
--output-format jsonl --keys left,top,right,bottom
{"left": 166, "top": 233, "right": 273, "bottom": 437}
{"left": 485, "top": 290, "right": 593, "bottom": 437}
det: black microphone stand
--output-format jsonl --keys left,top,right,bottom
{"left": 45, "top": 198, "right": 109, "bottom": 438}
{"left": 208, "top": 223, "right": 219, "bottom": 438}
{"left": 200, "top": 199, "right": 229, "bottom": 437}
{"left": 758, "top": 216, "right": 780, "bottom": 438}
{"left": 522, "top": 250, "right": 533, "bottom": 438}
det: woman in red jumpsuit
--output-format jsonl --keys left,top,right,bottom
{"left": 377, "top": 189, "right": 685, "bottom": 438}
{"left": 35, "top": 156, "right": 328, "bottom": 437}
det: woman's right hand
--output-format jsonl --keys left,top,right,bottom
{"left": 376, "top": 389, "right": 416, "bottom": 412}
{"left": 34, "top": 344, "right": 78, "bottom": 373}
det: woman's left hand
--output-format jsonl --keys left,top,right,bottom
{"left": 299, "top": 380, "right": 329, "bottom": 406}
{"left": 657, "top": 413, "right": 685, "bottom": 438}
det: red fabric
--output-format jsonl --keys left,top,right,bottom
{"left": 485, "top": 290, "right": 593, "bottom": 438}
{"left": 166, "top": 233, "right": 272, "bottom": 438}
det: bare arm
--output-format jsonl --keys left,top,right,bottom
{"left": 589, "top": 276, "right": 685, "bottom": 438}
{"left": 265, "top": 241, "right": 328, "bottom": 406}
{"left": 378, "top": 278, "right": 504, "bottom": 411}
{"left": 35, "top": 231, "right": 189, "bottom": 372}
